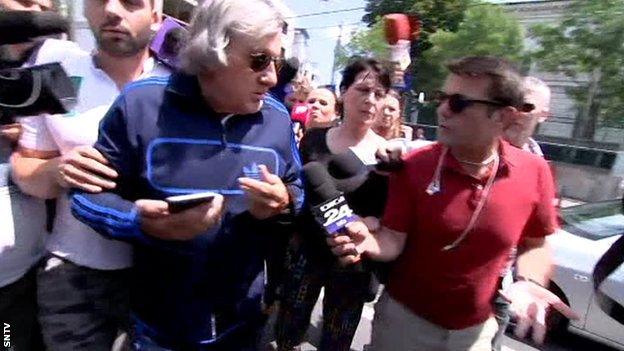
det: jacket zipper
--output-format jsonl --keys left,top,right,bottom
{"left": 220, "top": 114, "right": 234, "bottom": 147}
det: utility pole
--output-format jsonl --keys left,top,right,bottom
{"left": 330, "top": 23, "right": 343, "bottom": 88}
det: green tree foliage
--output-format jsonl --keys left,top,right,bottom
{"left": 530, "top": 0, "right": 624, "bottom": 139}
{"left": 418, "top": 4, "right": 525, "bottom": 94}
{"left": 334, "top": 20, "right": 388, "bottom": 70}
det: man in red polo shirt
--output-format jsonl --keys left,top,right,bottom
{"left": 328, "top": 56, "right": 578, "bottom": 350}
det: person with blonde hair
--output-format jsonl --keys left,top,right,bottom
{"left": 305, "top": 87, "right": 338, "bottom": 129}
{"left": 373, "top": 90, "right": 413, "bottom": 140}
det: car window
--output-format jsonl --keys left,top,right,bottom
{"left": 561, "top": 200, "right": 624, "bottom": 240}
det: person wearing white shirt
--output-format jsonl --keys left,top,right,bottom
{"left": 492, "top": 76, "right": 551, "bottom": 351}
{"left": 503, "top": 76, "right": 551, "bottom": 156}
{"left": 0, "top": 0, "right": 81, "bottom": 350}
{"left": 10, "top": 0, "right": 169, "bottom": 349}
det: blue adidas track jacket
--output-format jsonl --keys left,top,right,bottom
{"left": 70, "top": 72, "right": 304, "bottom": 347}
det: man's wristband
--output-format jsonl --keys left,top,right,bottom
{"left": 516, "top": 275, "right": 546, "bottom": 288}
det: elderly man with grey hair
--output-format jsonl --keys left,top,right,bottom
{"left": 489, "top": 76, "right": 553, "bottom": 351}
{"left": 69, "top": 0, "right": 304, "bottom": 350}
{"left": 504, "top": 76, "right": 552, "bottom": 156}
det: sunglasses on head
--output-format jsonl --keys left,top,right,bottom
{"left": 433, "top": 91, "right": 507, "bottom": 114}
{"left": 249, "top": 52, "right": 283, "bottom": 73}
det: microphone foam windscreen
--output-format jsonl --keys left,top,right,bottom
{"left": 383, "top": 14, "right": 412, "bottom": 45}
{"left": 328, "top": 150, "right": 367, "bottom": 180}
{"left": 0, "top": 11, "right": 69, "bottom": 44}
{"left": 290, "top": 103, "right": 309, "bottom": 125}
{"left": 280, "top": 57, "right": 300, "bottom": 84}
{"left": 303, "top": 162, "right": 341, "bottom": 205}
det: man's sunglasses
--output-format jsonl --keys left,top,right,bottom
{"left": 433, "top": 91, "right": 536, "bottom": 114}
{"left": 249, "top": 53, "right": 283, "bottom": 73}
{"left": 433, "top": 91, "right": 507, "bottom": 114}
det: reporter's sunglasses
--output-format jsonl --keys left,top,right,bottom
{"left": 249, "top": 52, "right": 283, "bottom": 73}
{"left": 433, "top": 91, "right": 535, "bottom": 114}
{"left": 433, "top": 91, "right": 507, "bottom": 114}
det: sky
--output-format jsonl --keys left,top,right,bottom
{"left": 283, "top": 0, "right": 368, "bottom": 85}
{"left": 281, "top": 0, "right": 542, "bottom": 85}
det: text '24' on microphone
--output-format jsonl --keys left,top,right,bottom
{"left": 303, "top": 162, "right": 357, "bottom": 236}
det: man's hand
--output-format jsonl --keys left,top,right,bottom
{"left": 57, "top": 146, "right": 118, "bottom": 193}
{"left": 238, "top": 165, "right": 289, "bottom": 220}
{"left": 375, "top": 144, "right": 405, "bottom": 173}
{"left": 501, "top": 281, "right": 580, "bottom": 344}
{"left": 326, "top": 220, "right": 375, "bottom": 265}
{"left": 400, "top": 125, "right": 413, "bottom": 140}
{"left": 0, "top": 123, "right": 23, "bottom": 143}
{"left": 376, "top": 144, "right": 404, "bottom": 164}
{"left": 135, "top": 194, "right": 225, "bottom": 241}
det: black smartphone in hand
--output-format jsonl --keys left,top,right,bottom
{"left": 165, "top": 191, "right": 217, "bottom": 213}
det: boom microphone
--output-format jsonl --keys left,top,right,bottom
{"left": 0, "top": 11, "right": 69, "bottom": 45}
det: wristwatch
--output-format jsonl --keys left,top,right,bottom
{"left": 515, "top": 275, "right": 546, "bottom": 288}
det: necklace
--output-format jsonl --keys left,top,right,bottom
{"left": 425, "top": 146, "right": 500, "bottom": 251}
{"left": 455, "top": 152, "right": 498, "bottom": 166}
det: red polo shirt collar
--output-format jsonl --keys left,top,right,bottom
{"left": 442, "top": 139, "right": 516, "bottom": 179}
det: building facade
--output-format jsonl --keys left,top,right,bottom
{"left": 503, "top": 0, "right": 624, "bottom": 201}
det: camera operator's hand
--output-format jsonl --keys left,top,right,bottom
{"left": 135, "top": 195, "right": 225, "bottom": 241}
{"left": 238, "top": 165, "right": 290, "bottom": 220}
{"left": 57, "top": 145, "right": 118, "bottom": 193}
{"left": 0, "top": 123, "right": 23, "bottom": 143}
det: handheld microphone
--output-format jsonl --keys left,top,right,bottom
{"left": 0, "top": 11, "right": 69, "bottom": 45}
{"left": 383, "top": 14, "right": 413, "bottom": 45}
{"left": 290, "top": 102, "right": 309, "bottom": 126}
{"left": 327, "top": 150, "right": 369, "bottom": 191}
{"left": 279, "top": 57, "right": 300, "bottom": 87}
{"left": 383, "top": 13, "right": 421, "bottom": 82}
{"left": 329, "top": 149, "right": 403, "bottom": 178}
{"left": 327, "top": 151, "right": 390, "bottom": 218}
{"left": 383, "top": 14, "right": 413, "bottom": 73}
{"left": 303, "top": 162, "right": 357, "bottom": 236}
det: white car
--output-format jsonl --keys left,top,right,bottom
{"left": 547, "top": 199, "right": 624, "bottom": 349}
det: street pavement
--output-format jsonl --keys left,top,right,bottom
{"left": 263, "top": 197, "right": 617, "bottom": 351}
{"left": 263, "top": 289, "right": 619, "bottom": 351}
